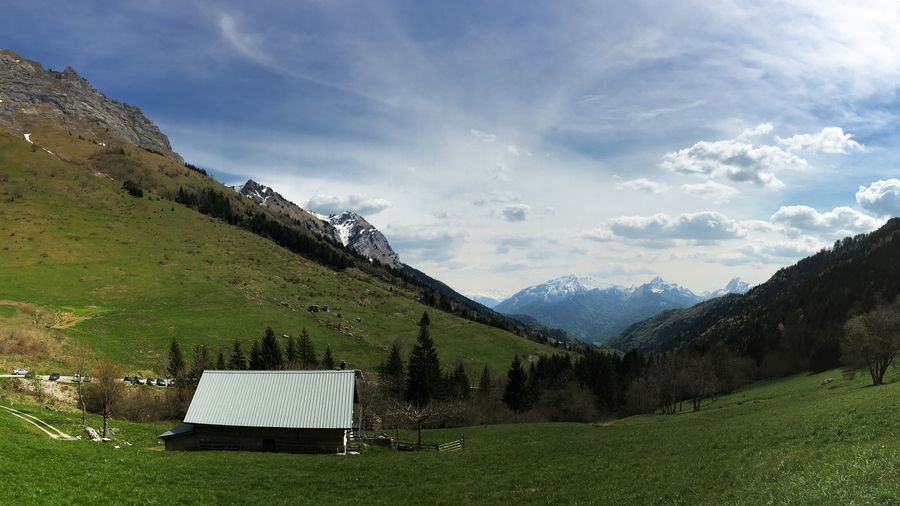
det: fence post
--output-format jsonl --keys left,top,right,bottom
{"left": 461, "top": 434, "right": 465, "bottom": 450}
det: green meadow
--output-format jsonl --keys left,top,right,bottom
{"left": 2, "top": 369, "right": 898, "bottom": 504}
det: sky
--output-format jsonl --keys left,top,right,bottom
{"left": 5, "top": 0, "right": 900, "bottom": 299}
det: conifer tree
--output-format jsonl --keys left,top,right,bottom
{"left": 167, "top": 337, "right": 185, "bottom": 380}
{"left": 406, "top": 311, "right": 443, "bottom": 406}
{"left": 260, "top": 327, "right": 283, "bottom": 370}
{"left": 479, "top": 365, "right": 492, "bottom": 396}
{"left": 228, "top": 340, "right": 247, "bottom": 370}
{"left": 189, "top": 344, "right": 210, "bottom": 388}
{"left": 379, "top": 339, "right": 406, "bottom": 397}
{"left": 285, "top": 334, "right": 298, "bottom": 367}
{"left": 298, "top": 328, "right": 318, "bottom": 368}
{"left": 249, "top": 340, "right": 262, "bottom": 370}
{"left": 216, "top": 348, "right": 226, "bottom": 370}
{"left": 322, "top": 344, "right": 336, "bottom": 369}
{"left": 449, "top": 361, "right": 470, "bottom": 400}
{"left": 503, "top": 355, "right": 531, "bottom": 413}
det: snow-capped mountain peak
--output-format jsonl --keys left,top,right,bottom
{"left": 700, "top": 277, "right": 751, "bottom": 300}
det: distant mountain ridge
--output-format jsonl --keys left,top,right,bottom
{"left": 232, "top": 179, "right": 401, "bottom": 269}
{"left": 495, "top": 275, "right": 750, "bottom": 343}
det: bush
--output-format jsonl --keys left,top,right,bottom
{"left": 122, "top": 180, "right": 143, "bottom": 198}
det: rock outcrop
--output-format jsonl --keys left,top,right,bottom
{"left": 0, "top": 49, "right": 181, "bottom": 162}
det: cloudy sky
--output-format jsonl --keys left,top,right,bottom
{"left": 6, "top": 1, "right": 900, "bottom": 298}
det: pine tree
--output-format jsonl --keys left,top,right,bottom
{"left": 228, "top": 340, "right": 246, "bottom": 370}
{"left": 298, "top": 328, "right": 318, "bottom": 368}
{"left": 285, "top": 334, "right": 298, "bottom": 367}
{"left": 167, "top": 337, "right": 185, "bottom": 380}
{"left": 260, "top": 327, "right": 283, "bottom": 370}
{"left": 216, "top": 348, "right": 226, "bottom": 370}
{"left": 189, "top": 344, "right": 210, "bottom": 388}
{"left": 379, "top": 339, "right": 405, "bottom": 397}
{"left": 322, "top": 344, "right": 336, "bottom": 369}
{"left": 449, "top": 361, "right": 470, "bottom": 400}
{"left": 478, "top": 365, "right": 492, "bottom": 396}
{"left": 503, "top": 355, "right": 531, "bottom": 413}
{"left": 406, "top": 311, "right": 442, "bottom": 406}
{"left": 249, "top": 340, "right": 262, "bottom": 370}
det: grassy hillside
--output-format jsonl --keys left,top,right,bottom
{"left": 0, "top": 130, "right": 556, "bottom": 375}
{"left": 3, "top": 368, "right": 900, "bottom": 503}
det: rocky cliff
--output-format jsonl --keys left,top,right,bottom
{"left": 0, "top": 49, "right": 181, "bottom": 162}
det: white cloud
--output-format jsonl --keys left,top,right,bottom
{"left": 770, "top": 205, "right": 882, "bottom": 237}
{"left": 616, "top": 177, "right": 669, "bottom": 194}
{"left": 579, "top": 227, "right": 614, "bottom": 242}
{"left": 741, "top": 236, "right": 825, "bottom": 262}
{"left": 218, "top": 13, "right": 282, "bottom": 72}
{"left": 507, "top": 144, "right": 521, "bottom": 156}
{"left": 736, "top": 122, "right": 774, "bottom": 141}
{"left": 661, "top": 139, "right": 802, "bottom": 189}
{"left": 305, "top": 194, "right": 391, "bottom": 216}
{"left": 609, "top": 211, "right": 746, "bottom": 241}
{"left": 778, "top": 127, "right": 863, "bottom": 154}
{"left": 856, "top": 179, "right": 900, "bottom": 217}
{"left": 501, "top": 204, "right": 530, "bottom": 222}
{"left": 470, "top": 129, "right": 496, "bottom": 143}
{"left": 680, "top": 181, "right": 739, "bottom": 203}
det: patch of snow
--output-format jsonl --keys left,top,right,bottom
{"left": 332, "top": 220, "right": 354, "bottom": 246}
{"left": 650, "top": 287, "right": 664, "bottom": 294}
{"left": 23, "top": 133, "right": 32, "bottom": 143}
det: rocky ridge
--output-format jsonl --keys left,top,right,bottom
{"left": 0, "top": 49, "right": 180, "bottom": 162}
{"left": 233, "top": 179, "right": 401, "bottom": 268}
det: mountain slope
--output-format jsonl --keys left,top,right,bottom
{"left": 496, "top": 275, "right": 748, "bottom": 343}
{"left": 0, "top": 50, "right": 560, "bottom": 374}
{"left": 610, "top": 220, "right": 900, "bottom": 372}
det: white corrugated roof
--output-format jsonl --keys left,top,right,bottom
{"left": 184, "top": 370, "right": 356, "bottom": 429}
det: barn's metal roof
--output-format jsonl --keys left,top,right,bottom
{"left": 184, "top": 370, "right": 356, "bottom": 429}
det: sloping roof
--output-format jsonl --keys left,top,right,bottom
{"left": 184, "top": 370, "right": 356, "bottom": 429}
{"left": 158, "top": 423, "right": 195, "bottom": 439}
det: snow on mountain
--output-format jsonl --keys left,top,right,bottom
{"left": 700, "top": 278, "right": 751, "bottom": 300}
{"left": 496, "top": 275, "right": 748, "bottom": 343}
{"left": 232, "top": 180, "right": 402, "bottom": 269}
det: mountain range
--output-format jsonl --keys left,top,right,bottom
{"left": 495, "top": 275, "right": 750, "bottom": 344}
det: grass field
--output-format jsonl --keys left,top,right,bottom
{"left": 2, "top": 368, "right": 899, "bottom": 504}
{"left": 0, "top": 130, "right": 557, "bottom": 375}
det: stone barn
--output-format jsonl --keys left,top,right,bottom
{"left": 159, "top": 370, "right": 357, "bottom": 453}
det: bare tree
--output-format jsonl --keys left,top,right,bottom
{"left": 391, "top": 400, "right": 455, "bottom": 450}
{"left": 842, "top": 302, "right": 900, "bottom": 386}
{"left": 92, "top": 358, "right": 124, "bottom": 438}
{"left": 70, "top": 344, "right": 92, "bottom": 426}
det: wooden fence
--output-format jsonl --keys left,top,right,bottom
{"left": 358, "top": 433, "right": 465, "bottom": 452}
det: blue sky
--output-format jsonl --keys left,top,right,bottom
{"left": 5, "top": 1, "right": 900, "bottom": 298}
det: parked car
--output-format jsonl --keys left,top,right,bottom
{"left": 12, "top": 368, "right": 28, "bottom": 376}
{"left": 131, "top": 376, "right": 145, "bottom": 385}
{"left": 155, "top": 378, "right": 167, "bottom": 387}
{"left": 72, "top": 374, "right": 82, "bottom": 383}
{"left": 146, "top": 378, "right": 156, "bottom": 386}
{"left": 48, "top": 372, "right": 61, "bottom": 381}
